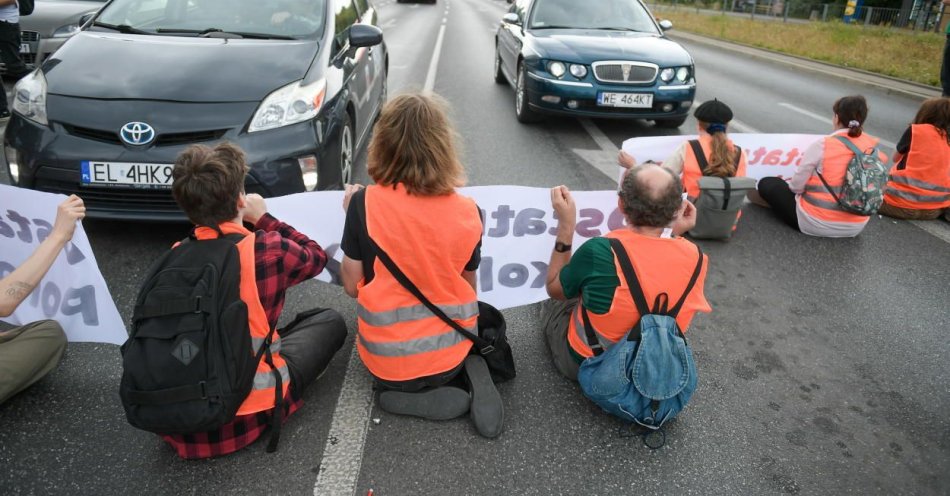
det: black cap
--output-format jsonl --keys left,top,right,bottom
{"left": 693, "top": 99, "right": 733, "bottom": 124}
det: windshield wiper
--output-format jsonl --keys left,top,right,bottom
{"left": 594, "top": 26, "right": 646, "bottom": 32}
{"left": 530, "top": 25, "right": 575, "bottom": 30}
{"left": 155, "top": 28, "right": 297, "bottom": 40}
{"left": 91, "top": 21, "right": 153, "bottom": 35}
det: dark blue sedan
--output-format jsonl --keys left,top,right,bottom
{"left": 495, "top": 0, "right": 695, "bottom": 127}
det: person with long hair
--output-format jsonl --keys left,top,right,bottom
{"left": 755, "top": 95, "right": 888, "bottom": 237}
{"left": 879, "top": 97, "right": 950, "bottom": 220}
{"left": 340, "top": 93, "right": 504, "bottom": 439}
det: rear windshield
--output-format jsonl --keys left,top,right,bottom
{"left": 528, "top": 0, "right": 659, "bottom": 34}
{"left": 96, "top": 0, "right": 329, "bottom": 40}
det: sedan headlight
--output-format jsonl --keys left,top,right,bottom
{"left": 569, "top": 64, "right": 587, "bottom": 78}
{"left": 676, "top": 67, "right": 690, "bottom": 82}
{"left": 659, "top": 68, "right": 675, "bottom": 83}
{"left": 12, "top": 70, "right": 47, "bottom": 126}
{"left": 249, "top": 79, "right": 327, "bottom": 133}
{"left": 51, "top": 23, "right": 81, "bottom": 38}
{"left": 548, "top": 61, "right": 566, "bottom": 78}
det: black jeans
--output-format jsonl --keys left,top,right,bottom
{"left": 943, "top": 35, "right": 950, "bottom": 97}
{"left": 277, "top": 308, "right": 348, "bottom": 398}
{"left": 374, "top": 362, "right": 465, "bottom": 393}
{"left": 0, "top": 21, "right": 28, "bottom": 79}
{"left": 757, "top": 177, "right": 800, "bottom": 231}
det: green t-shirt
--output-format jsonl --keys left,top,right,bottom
{"left": 558, "top": 237, "right": 620, "bottom": 315}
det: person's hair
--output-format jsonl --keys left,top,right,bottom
{"left": 172, "top": 142, "right": 248, "bottom": 226}
{"left": 367, "top": 93, "right": 465, "bottom": 196}
{"left": 698, "top": 120, "right": 738, "bottom": 177}
{"left": 833, "top": 95, "right": 868, "bottom": 138}
{"left": 619, "top": 165, "right": 683, "bottom": 228}
{"left": 912, "top": 97, "right": 950, "bottom": 145}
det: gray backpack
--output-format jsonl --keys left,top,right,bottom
{"left": 686, "top": 140, "right": 756, "bottom": 240}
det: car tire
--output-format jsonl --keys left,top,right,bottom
{"left": 515, "top": 62, "right": 541, "bottom": 124}
{"left": 654, "top": 116, "right": 687, "bottom": 129}
{"left": 493, "top": 47, "right": 506, "bottom": 85}
{"left": 339, "top": 113, "right": 354, "bottom": 187}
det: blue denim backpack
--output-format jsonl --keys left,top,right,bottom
{"left": 577, "top": 238, "right": 703, "bottom": 441}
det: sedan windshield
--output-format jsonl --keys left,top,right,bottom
{"left": 95, "top": 0, "right": 328, "bottom": 40}
{"left": 528, "top": 0, "right": 659, "bottom": 34}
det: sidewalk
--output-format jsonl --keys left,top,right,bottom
{"left": 666, "top": 30, "right": 943, "bottom": 101}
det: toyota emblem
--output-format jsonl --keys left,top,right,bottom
{"left": 119, "top": 122, "right": 156, "bottom": 146}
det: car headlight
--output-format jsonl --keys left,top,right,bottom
{"left": 249, "top": 79, "right": 327, "bottom": 133}
{"left": 569, "top": 64, "right": 587, "bottom": 78}
{"left": 52, "top": 23, "right": 81, "bottom": 38}
{"left": 676, "top": 67, "right": 690, "bottom": 83}
{"left": 659, "top": 68, "right": 675, "bottom": 83}
{"left": 12, "top": 70, "right": 47, "bottom": 126}
{"left": 548, "top": 61, "right": 566, "bottom": 78}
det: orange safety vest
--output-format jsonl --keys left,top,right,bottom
{"left": 681, "top": 135, "right": 748, "bottom": 200}
{"left": 356, "top": 184, "right": 482, "bottom": 382}
{"left": 883, "top": 124, "right": 950, "bottom": 210}
{"left": 566, "top": 230, "right": 710, "bottom": 358}
{"left": 193, "top": 223, "right": 290, "bottom": 416}
{"left": 800, "top": 133, "right": 886, "bottom": 224}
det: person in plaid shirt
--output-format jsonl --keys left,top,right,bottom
{"left": 162, "top": 142, "right": 346, "bottom": 459}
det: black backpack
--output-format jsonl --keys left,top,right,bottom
{"left": 120, "top": 232, "right": 283, "bottom": 448}
{"left": 18, "top": 0, "right": 34, "bottom": 16}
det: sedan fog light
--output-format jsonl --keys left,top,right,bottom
{"left": 541, "top": 95, "right": 561, "bottom": 104}
{"left": 298, "top": 155, "right": 318, "bottom": 191}
{"left": 661, "top": 103, "right": 674, "bottom": 112}
{"left": 5, "top": 144, "right": 18, "bottom": 184}
{"left": 676, "top": 67, "right": 690, "bottom": 82}
{"left": 569, "top": 64, "right": 587, "bottom": 78}
{"left": 548, "top": 61, "right": 566, "bottom": 78}
{"left": 659, "top": 68, "right": 675, "bottom": 83}
{"left": 566, "top": 100, "right": 579, "bottom": 109}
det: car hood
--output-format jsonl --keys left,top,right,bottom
{"left": 21, "top": 1, "right": 104, "bottom": 34}
{"left": 529, "top": 30, "right": 692, "bottom": 66}
{"left": 44, "top": 32, "right": 318, "bottom": 103}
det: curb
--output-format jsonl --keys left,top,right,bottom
{"left": 666, "top": 30, "right": 942, "bottom": 102}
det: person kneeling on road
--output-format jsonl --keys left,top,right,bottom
{"left": 0, "top": 195, "right": 84, "bottom": 405}
{"left": 143, "top": 143, "right": 346, "bottom": 458}
{"left": 340, "top": 94, "right": 504, "bottom": 439}
{"left": 540, "top": 164, "right": 710, "bottom": 382}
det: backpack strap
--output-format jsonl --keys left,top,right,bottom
{"left": 834, "top": 134, "right": 876, "bottom": 156}
{"left": 667, "top": 245, "right": 705, "bottom": 318}
{"left": 262, "top": 324, "right": 283, "bottom": 453}
{"left": 579, "top": 303, "right": 604, "bottom": 357}
{"left": 608, "top": 237, "right": 704, "bottom": 320}
{"left": 688, "top": 140, "right": 710, "bottom": 176}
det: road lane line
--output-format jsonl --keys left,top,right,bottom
{"left": 578, "top": 118, "right": 618, "bottom": 154}
{"left": 909, "top": 220, "right": 950, "bottom": 244}
{"left": 313, "top": 346, "right": 375, "bottom": 496}
{"left": 779, "top": 102, "right": 896, "bottom": 148}
{"left": 422, "top": 15, "right": 448, "bottom": 94}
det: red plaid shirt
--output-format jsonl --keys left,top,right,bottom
{"left": 162, "top": 213, "right": 327, "bottom": 459}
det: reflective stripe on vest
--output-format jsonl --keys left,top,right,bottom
{"left": 253, "top": 364, "right": 290, "bottom": 389}
{"left": 884, "top": 124, "right": 950, "bottom": 209}
{"left": 357, "top": 328, "right": 472, "bottom": 357}
{"left": 357, "top": 301, "right": 478, "bottom": 327}
{"left": 251, "top": 336, "right": 282, "bottom": 356}
{"left": 571, "top": 305, "right": 616, "bottom": 351}
{"left": 800, "top": 134, "right": 880, "bottom": 224}
{"left": 884, "top": 185, "right": 950, "bottom": 203}
{"left": 889, "top": 174, "right": 950, "bottom": 193}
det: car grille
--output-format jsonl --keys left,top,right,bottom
{"left": 592, "top": 62, "right": 657, "bottom": 84}
{"left": 35, "top": 178, "right": 181, "bottom": 212}
{"left": 21, "top": 31, "right": 39, "bottom": 43}
{"left": 62, "top": 124, "right": 228, "bottom": 147}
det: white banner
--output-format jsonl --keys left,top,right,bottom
{"left": 0, "top": 185, "right": 126, "bottom": 344}
{"left": 622, "top": 133, "right": 824, "bottom": 181}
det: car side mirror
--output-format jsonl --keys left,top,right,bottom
{"left": 658, "top": 19, "right": 673, "bottom": 31}
{"left": 502, "top": 13, "right": 520, "bottom": 25}
{"left": 79, "top": 12, "right": 96, "bottom": 28}
{"left": 349, "top": 24, "right": 383, "bottom": 48}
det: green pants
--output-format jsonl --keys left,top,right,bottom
{"left": 0, "top": 320, "right": 67, "bottom": 405}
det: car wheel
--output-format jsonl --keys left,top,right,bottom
{"left": 515, "top": 62, "right": 540, "bottom": 123}
{"left": 654, "top": 116, "right": 687, "bottom": 129}
{"left": 339, "top": 113, "right": 354, "bottom": 187}
{"left": 494, "top": 47, "right": 506, "bottom": 85}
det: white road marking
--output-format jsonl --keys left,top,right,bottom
{"left": 779, "top": 102, "right": 897, "bottom": 149}
{"left": 423, "top": 20, "right": 448, "bottom": 94}
{"left": 381, "top": 19, "right": 397, "bottom": 29}
{"left": 312, "top": 347, "right": 375, "bottom": 496}
{"left": 909, "top": 220, "right": 950, "bottom": 244}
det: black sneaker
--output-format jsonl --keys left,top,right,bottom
{"left": 378, "top": 386, "right": 470, "bottom": 420}
{"left": 0, "top": 110, "right": 10, "bottom": 119}
{"left": 464, "top": 355, "right": 504, "bottom": 438}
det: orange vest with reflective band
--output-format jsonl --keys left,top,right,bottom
{"left": 567, "top": 230, "right": 710, "bottom": 358}
{"left": 681, "top": 135, "right": 748, "bottom": 200}
{"left": 356, "top": 185, "right": 482, "bottom": 382}
{"left": 193, "top": 223, "right": 290, "bottom": 416}
{"left": 884, "top": 124, "right": 950, "bottom": 210}
{"left": 800, "top": 133, "right": 886, "bottom": 223}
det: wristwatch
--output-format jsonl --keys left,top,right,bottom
{"left": 554, "top": 241, "right": 572, "bottom": 253}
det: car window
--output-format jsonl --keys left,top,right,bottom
{"left": 353, "top": 0, "right": 369, "bottom": 16}
{"left": 527, "top": 0, "right": 659, "bottom": 34}
{"left": 512, "top": 0, "right": 529, "bottom": 22}
{"left": 96, "top": 0, "right": 329, "bottom": 40}
{"left": 333, "top": 0, "right": 359, "bottom": 51}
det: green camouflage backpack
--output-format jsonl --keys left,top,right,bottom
{"left": 817, "top": 136, "right": 888, "bottom": 216}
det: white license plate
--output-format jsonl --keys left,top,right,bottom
{"left": 80, "top": 161, "right": 173, "bottom": 188}
{"left": 19, "top": 43, "right": 30, "bottom": 54}
{"left": 597, "top": 92, "right": 653, "bottom": 108}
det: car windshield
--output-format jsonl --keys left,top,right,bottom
{"left": 95, "top": 0, "right": 328, "bottom": 40}
{"left": 527, "top": 0, "right": 659, "bottom": 34}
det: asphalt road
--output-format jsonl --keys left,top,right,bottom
{"left": 1, "top": 0, "right": 948, "bottom": 494}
